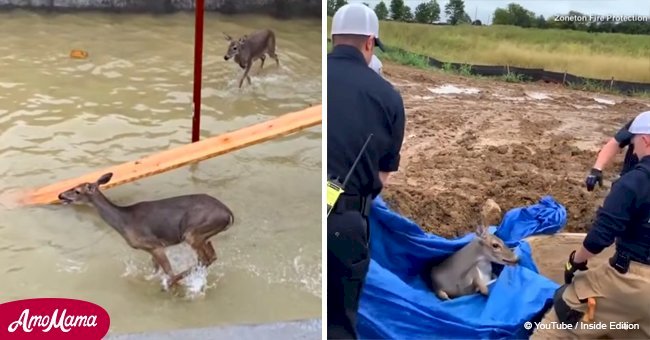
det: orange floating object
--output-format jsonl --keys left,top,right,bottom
{"left": 15, "top": 104, "right": 322, "bottom": 207}
{"left": 70, "top": 49, "right": 89, "bottom": 59}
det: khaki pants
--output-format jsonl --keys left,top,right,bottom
{"left": 531, "top": 260, "right": 650, "bottom": 339}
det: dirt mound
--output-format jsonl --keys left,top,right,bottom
{"left": 383, "top": 143, "right": 601, "bottom": 238}
{"left": 380, "top": 63, "right": 649, "bottom": 239}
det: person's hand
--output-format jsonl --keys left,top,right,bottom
{"left": 564, "top": 250, "right": 588, "bottom": 284}
{"left": 585, "top": 168, "right": 603, "bottom": 191}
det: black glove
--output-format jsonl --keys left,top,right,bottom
{"left": 585, "top": 168, "right": 603, "bottom": 191}
{"left": 564, "top": 250, "right": 588, "bottom": 284}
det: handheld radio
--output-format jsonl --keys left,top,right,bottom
{"left": 326, "top": 134, "right": 374, "bottom": 217}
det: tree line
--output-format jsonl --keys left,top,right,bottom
{"left": 327, "top": 0, "right": 650, "bottom": 35}
{"left": 327, "top": 0, "right": 475, "bottom": 25}
{"left": 492, "top": 4, "right": 650, "bottom": 35}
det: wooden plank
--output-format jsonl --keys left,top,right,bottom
{"left": 17, "top": 104, "right": 322, "bottom": 207}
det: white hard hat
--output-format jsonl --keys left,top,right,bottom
{"left": 331, "top": 4, "right": 385, "bottom": 51}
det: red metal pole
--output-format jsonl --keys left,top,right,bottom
{"left": 191, "top": 0, "right": 205, "bottom": 143}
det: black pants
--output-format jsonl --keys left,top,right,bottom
{"left": 327, "top": 209, "right": 370, "bottom": 339}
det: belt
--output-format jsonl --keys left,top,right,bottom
{"left": 332, "top": 194, "right": 372, "bottom": 217}
{"left": 609, "top": 250, "right": 650, "bottom": 274}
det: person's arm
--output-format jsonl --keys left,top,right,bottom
{"left": 575, "top": 176, "right": 636, "bottom": 263}
{"left": 572, "top": 247, "right": 596, "bottom": 264}
{"left": 378, "top": 93, "right": 406, "bottom": 186}
{"left": 593, "top": 120, "right": 633, "bottom": 170}
{"left": 592, "top": 138, "right": 624, "bottom": 171}
{"left": 586, "top": 120, "right": 634, "bottom": 191}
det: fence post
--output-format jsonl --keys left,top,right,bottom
{"left": 563, "top": 71, "right": 567, "bottom": 85}
{"left": 610, "top": 77, "right": 614, "bottom": 90}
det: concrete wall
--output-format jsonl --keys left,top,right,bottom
{"left": 106, "top": 318, "right": 321, "bottom": 340}
{"left": 0, "top": 0, "right": 321, "bottom": 18}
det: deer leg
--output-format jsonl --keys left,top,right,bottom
{"left": 183, "top": 233, "right": 211, "bottom": 266}
{"left": 198, "top": 228, "right": 223, "bottom": 267}
{"left": 192, "top": 241, "right": 215, "bottom": 268}
{"left": 181, "top": 216, "right": 227, "bottom": 266}
{"left": 151, "top": 256, "right": 161, "bottom": 274}
{"left": 196, "top": 244, "right": 211, "bottom": 266}
{"left": 150, "top": 247, "right": 185, "bottom": 288}
{"left": 436, "top": 290, "right": 450, "bottom": 300}
{"left": 477, "top": 281, "right": 489, "bottom": 296}
{"left": 473, "top": 269, "right": 489, "bottom": 296}
{"left": 238, "top": 72, "right": 246, "bottom": 88}
{"left": 201, "top": 240, "right": 217, "bottom": 267}
{"left": 239, "top": 63, "right": 252, "bottom": 88}
{"left": 259, "top": 55, "right": 265, "bottom": 69}
{"left": 268, "top": 51, "right": 279, "bottom": 66}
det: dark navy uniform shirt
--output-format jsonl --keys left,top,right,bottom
{"left": 614, "top": 119, "right": 639, "bottom": 176}
{"left": 327, "top": 45, "right": 405, "bottom": 199}
{"left": 584, "top": 155, "right": 650, "bottom": 264}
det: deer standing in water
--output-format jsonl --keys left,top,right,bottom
{"left": 58, "top": 173, "right": 235, "bottom": 288}
{"left": 223, "top": 29, "right": 280, "bottom": 88}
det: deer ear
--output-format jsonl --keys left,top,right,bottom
{"left": 97, "top": 173, "right": 113, "bottom": 185}
{"left": 476, "top": 224, "right": 487, "bottom": 237}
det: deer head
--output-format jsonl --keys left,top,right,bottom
{"left": 475, "top": 223, "right": 519, "bottom": 266}
{"left": 58, "top": 173, "right": 113, "bottom": 205}
{"left": 223, "top": 32, "right": 247, "bottom": 61}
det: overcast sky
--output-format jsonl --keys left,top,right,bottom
{"left": 348, "top": 0, "right": 650, "bottom": 24}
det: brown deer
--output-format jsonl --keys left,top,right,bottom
{"left": 223, "top": 29, "right": 280, "bottom": 88}
{"left": 429, "top": 199, "right": 519, "bottom": 300}
{"left": 58, "top": 173, "right": 235, "bottom": 288}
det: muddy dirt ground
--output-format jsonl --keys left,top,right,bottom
{"left": 380, "top": 63, "right": 650, "bottom": 238}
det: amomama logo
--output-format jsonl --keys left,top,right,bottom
{"left": 0, "top": 298, "right": 110, "bottom": 339}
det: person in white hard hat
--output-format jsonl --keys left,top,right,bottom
{"left": 327, "top": 3, "right": 405, "bottom": 340}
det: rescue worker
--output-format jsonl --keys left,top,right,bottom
{"left": 532, "top": 110, "right": 650, "bottom": 339}
{"left": 327, "top": 3, "right": 406, "bottom": 339}
{"left": 585, "top": 112, "right": 650, "bottom": 191}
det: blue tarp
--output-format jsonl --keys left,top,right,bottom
{"left": 357, "top": 195, "right": 568, "bottom": 339}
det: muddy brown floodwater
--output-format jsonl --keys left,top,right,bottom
{"left": 379, "top": 63, "right": 650, "bottom": 238}
{"left": 0, "top": 10, "right": 321, "bottom": 335}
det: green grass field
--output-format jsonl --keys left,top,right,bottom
{"left": 327, "top": 17, "right": 650, "bottom": 83}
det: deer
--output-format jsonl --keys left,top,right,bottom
{"left": 57, "top": 173, "right": 235, "bottom": 288}
{"left": 223, "top": 29, "right": 280, "bottom": 88}
{"left": 429, "top": 199, "right": 519, "bottom": 300}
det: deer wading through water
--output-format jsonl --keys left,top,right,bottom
{"left": 429, "top": 200, "right": 519, "bottom": 300}
{"left": 58, "top": 173, "right": 235, "bottom": 288}
{"left": 223, "top": 29, "right": 280, "bottom": 88}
